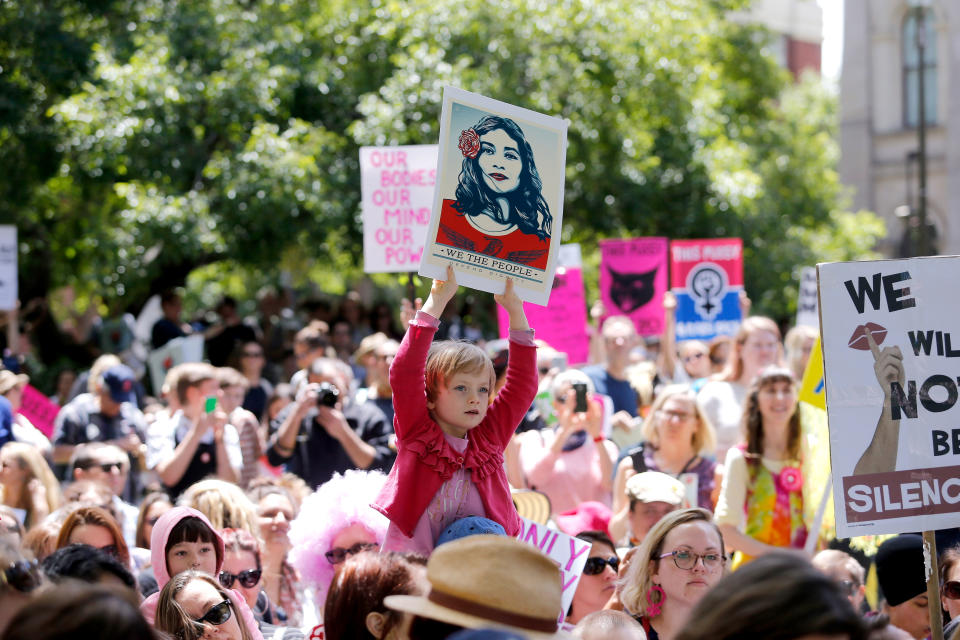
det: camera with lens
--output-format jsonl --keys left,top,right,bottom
{"left": 316, "top": 382, "right": 340, "bottom": 408}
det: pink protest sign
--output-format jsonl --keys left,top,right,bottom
{"left": 599, "top": 237, "right": 669, "bottom": 336}
{"left": 18, "top": 384, "right": 58, "bottom": 439}
{"left": 497, "top": 266, "right": 589, "bottom": 365}
{"left": 670, "top": 238, "right": 744, "bottom": 341}
{"left": 360, "top": 145, "right": 438, "bottom": 273}
{"left": 516, "top": 517, "right": 590, "bottom": 625}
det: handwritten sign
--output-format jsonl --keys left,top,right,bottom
{"left": 796, "top": 266, "right": 819, "bottom": 328}
{"left": 670, "top": 238, "right": 743, "bottom": 341}
{"left": 819, "top": 256, "right": 960, "bottom": 536}
{"left": 18, "top": 384, "right": 58, "bottom": 439}
{"left": 496, "top": 265, "right": 589, "bottom": 365}
{"left": 0, "top": 226, "right": 16, "bottom": 310}
{"left": 420, "top": 87, "right": 568, "bottom": 306}
{"left": 516, "top": 517, "right": 589, "bottom": 624}
{"left": 600, "top": 237, "right": 668, "bottom": 337}
{"left": 361, "top": 145, "right": 437, "bottom": 273}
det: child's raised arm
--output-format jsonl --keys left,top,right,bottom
{"left": 420, "top": 265, "right": 458, "bottom": 320}
{"left": 494, "top": 278, "right": 529, "bottom": 331}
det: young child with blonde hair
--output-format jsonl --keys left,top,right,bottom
{"left": 373, "top": 267, "right": 538, "bottom": 554}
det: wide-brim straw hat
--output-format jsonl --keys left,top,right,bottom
{"left": 511, "top": 489, "right": 552, "bottom": 525}
{"left": 385, "top": 535, "right": 572, "bottom": 639}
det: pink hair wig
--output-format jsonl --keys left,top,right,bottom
{"left": 288, "top": 469, "right": 389, "bottom": 605}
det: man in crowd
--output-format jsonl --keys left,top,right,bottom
{"left": 69, "top": 442, "right": 140, "bottom": 547}
{"left": 609, "top": 471, "right": 684, "bottom": 548}
{"left": 289, "top": 320, "right": 330, "bottom": 392}
{"left": 267, "top": 357, "right": 394, "bottom": 488}
{"left": 150, "top": 289, "right": 189, "bottom": 349}
{"left": 145, "top": 362, "right": 242, "bottom": 497}
{"left": 52, "top": 363, "right": 148, "bottom": 502}
{"left": 582, "top": 315, "right": 640, "bottom": 418}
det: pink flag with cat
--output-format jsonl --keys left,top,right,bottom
{"left": 599, "top": 237, "right": 669, "bottom": 337}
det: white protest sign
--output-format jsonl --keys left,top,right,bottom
{"left": 0, "top": 226, "right": 17, "bottom": 310}
{"left": 516, "top": 517, "right": 589, "bottom": 624}
{"left": 420, "top": 86, "right": 568, "bottom": 306}
{"left": 361, "top": 145, "right": 437, "bottom": 273}
{"left": 147, "top": 335, "right": 205, "bottom": 396}
{"left": 819, "top": 256, "right": 960, "bottom": 536}
{"left": 796, "top": 266, "right": 819, "bottom": 328}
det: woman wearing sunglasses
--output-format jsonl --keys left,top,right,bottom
{"left": 55, "top": 505, "right": 132, "bottom": 569}
{"left": 156, "top": 570, "right": 262, "bottom": 640}
{"left": 568, "top": 530, "right": 621, "bottom": 625}
{"left": 220, "top": 528, "right": 304, "bottom": 639}
{"left": 616, "top": 508, "right": 726, "bottom": 640}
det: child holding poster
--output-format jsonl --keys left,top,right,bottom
{"left": 372, "top": 266, "right": 538, "bottom": 554}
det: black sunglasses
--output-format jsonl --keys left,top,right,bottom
{"left": 79, "top": 461, "right": 123, "bottom": 473}
{"left": 184, "top": 600, "right": 231, "bottom": 636}
{"left": 325, "top": 541, "right": 378, "bottom": 565}
{"left": 944, "top": 581, "right": 960, "bottom": 600}
{"left": 0, "top": 560, "right": 42, "bottom": 593}
{"left": 583, "top": 556, "right": 620, "bottom": 576}
{"left": 219, "top": 568, "right": 262, "bottom": 589}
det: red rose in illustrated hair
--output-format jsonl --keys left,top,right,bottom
{"left": 458, "top": 128, "right": 480, "bottom": 159}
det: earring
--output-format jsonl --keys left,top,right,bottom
{"left": 646, "top": 583, "right": 666, "bottom": 617}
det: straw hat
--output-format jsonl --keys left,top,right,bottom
{"left": 511, "top": 489, "right": 552, "bottom": 525}
{"left": 385, "top": 535, "right": 568, "bottom": 639}
{"left": 0, "top": 370, "right": 28, "bottom": 396}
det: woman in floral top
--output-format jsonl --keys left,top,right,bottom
{"left": 714, "top": 366, "right": 808, "bottom": 569}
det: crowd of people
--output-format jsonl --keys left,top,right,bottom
{"left": 0, "top": 269, "right": 950, "bottom": 640}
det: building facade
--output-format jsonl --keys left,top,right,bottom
{"left": 731, "top": 0, "right": 822, "bottom": 79}
{"left": 840, "top": 0, "right": 958, "bottom": 256}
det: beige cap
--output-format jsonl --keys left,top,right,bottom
{"left": 625, "top": 471, "right": 686, "bottom": 505}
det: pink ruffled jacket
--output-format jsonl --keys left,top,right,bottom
{"left": 372, "top": 316, "right": 537, "bottom": 538}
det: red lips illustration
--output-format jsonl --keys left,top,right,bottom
{"left": 847, "top": 322, "right": 887, "bottom": 351}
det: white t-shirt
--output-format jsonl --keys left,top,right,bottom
{"left": 696, "top": 380, "right": 746, "bottom": 462}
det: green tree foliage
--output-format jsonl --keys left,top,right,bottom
{"left": 3, "top": 0, "right": 882, "bottom": 320}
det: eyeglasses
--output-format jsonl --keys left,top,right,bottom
{"left": 0, "top": 560, "right": 42, "bottom": 593}
{"left": 325, "top": 541, "right": 378, "bottom": 565}
{"left": 837, "top": 579, "right": 860, "bottom": 597}
{"left": 658, "top": 549, "right": 724, "bottom": 571}
{"left": 658, "top": 409, "right": 694, "bottom": 421}
{"left": 98, "top": 544, "right": 119, "bottom": 559}
{"left": 219, "top": 567, "right": 262, "bottom": 589}
{"left": 683, "top": 352, "right": 706, "bottom": 363}
{"left": 79, "top": 461, "right": 124, "bottom": 473}
{"left": 943, "top": 581, "right": 960, "bottom": 600}
{"left": 583, "top": 556, "right": 620, "bottom": 576}
{"left": 242, "top": 351, "right": 263, "bottom": 358}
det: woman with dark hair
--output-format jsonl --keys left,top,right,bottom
{"left": 436, "top": 115, "right": 553, "bottom": 270}
{"left": 568, "top": 531, "right": 620, "bottom": 625}
{"left": 714, "top": 366, "right": 809, "bottom": 568}
{"left": 3, "top": 581, "right": 156, "bottom": 640}
{"left": 674, "top": 552, "right": 867, "bottom": 640}
{"left": 323, "top": 551, "right": 427, "bottom": 640}
{"left": 135, "top": 491, "right": 173, "bottom": 550}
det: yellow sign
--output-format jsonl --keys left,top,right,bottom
{"left": 799, "top": 336, "right": 825, "bottom": 410}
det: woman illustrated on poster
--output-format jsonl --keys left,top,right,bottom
{"left": 437, "top": 115, "right": 553, "bottom": 271}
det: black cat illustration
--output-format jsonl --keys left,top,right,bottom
{"left": 608, "top": 265, "right": 658, "bottom": 313}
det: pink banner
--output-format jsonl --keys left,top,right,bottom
{"left": 18, "top": 384, "right": 58, "bottom": 439}
{"left": 599, "top": 237, "right": 669, "bottom": 336}
{"left": 497, "top": 266, "right": 589, "bottom": 365}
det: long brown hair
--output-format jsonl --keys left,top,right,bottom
{"left": 155, "top": 571, "right": 254, "bottom": 640}
{"left": 741, "top": 366, "right": 801, "bottom": 460}
{"left": 55, "top": 505, "right": 130, "bottom": 568}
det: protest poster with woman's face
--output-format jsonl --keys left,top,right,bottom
{"left": 420, "top": 87, "right": 568, "bottom": 306}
